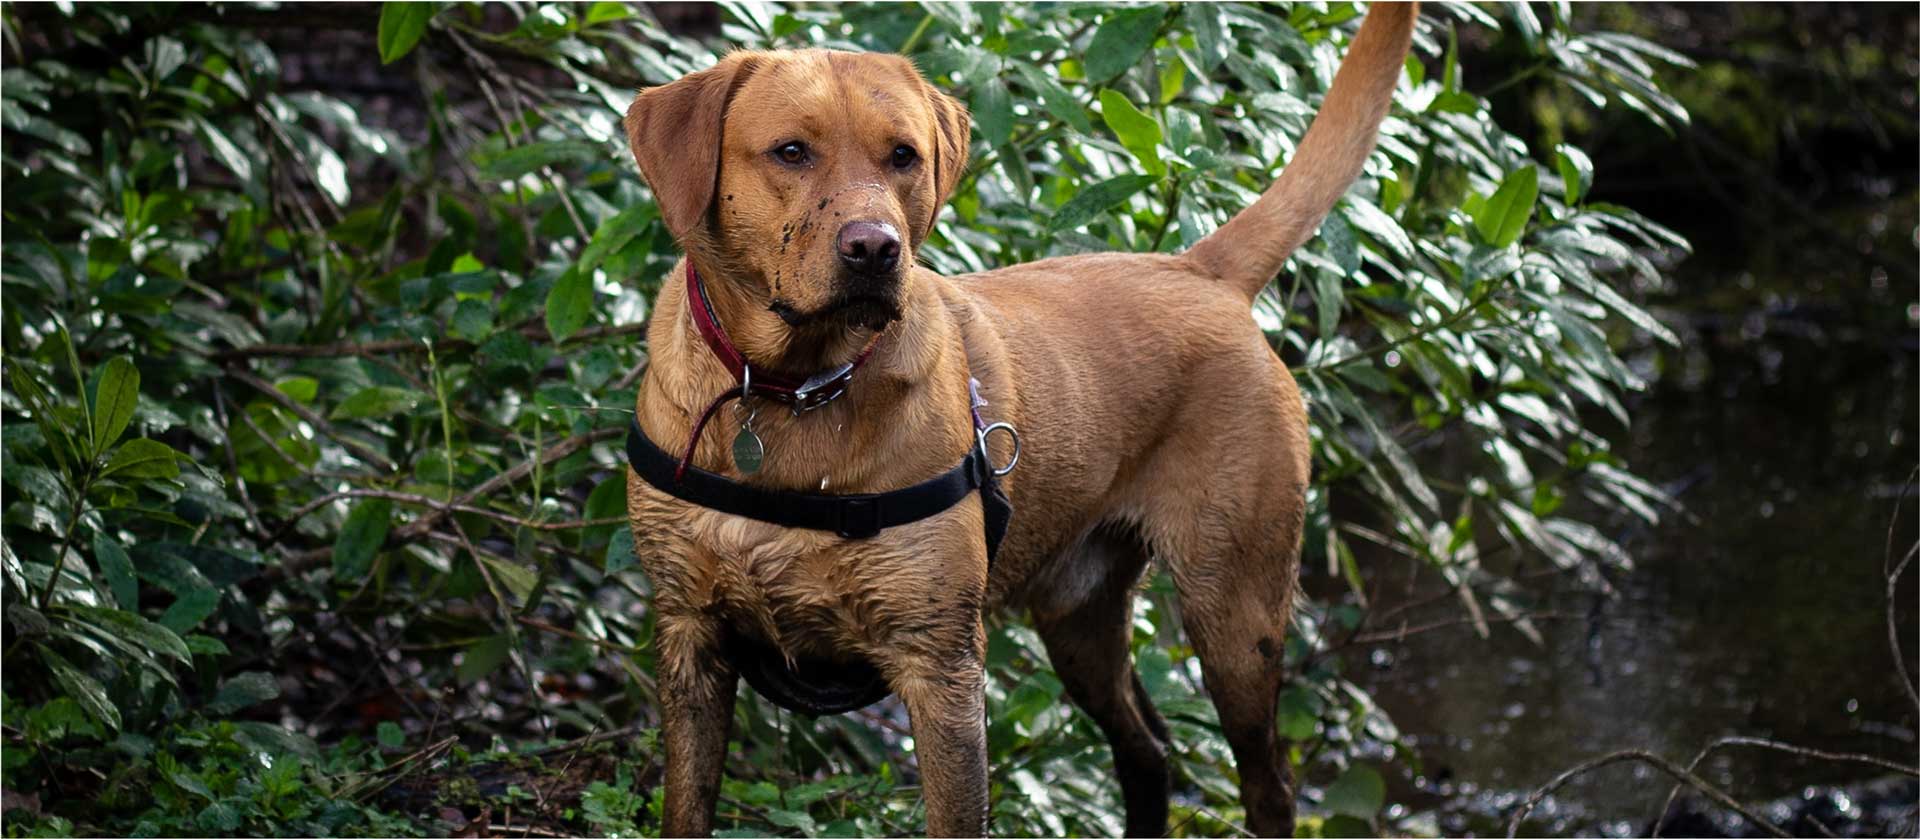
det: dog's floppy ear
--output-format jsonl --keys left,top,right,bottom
{"left": 925, "top": 88, "right": 971, "bottom": 217}
{"left": 624, "top": 54, "right": 760, "bottom": 243}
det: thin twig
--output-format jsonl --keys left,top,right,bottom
{"left": 268, "top": 487, "right": 621, "bottom": 544}
{"left": 515, "top": 616, "right": 638, "bottom": 655}
{"left": 394, "top": 427, "right": 623, "bottom": 541}
{"left": 224, "top": 367, "right": 398, "bottom": 472}
{"left": 447, "top": 516, "right": 550, "bottom": 737}
{"left": 212, "top": 385, "right": 270, "bottom": 538}
{"left": 1885, "top": 466, "right": 1920, "bottom": 713}
{"left": 1348, "top": 611, "right": 1578, "bottom": 645}
{"left": 1507, "top": 749, "right": 1788, "bottom": 838}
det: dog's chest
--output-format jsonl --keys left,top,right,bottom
{"left": 628, "top": 467, "right": 985, "bottom": 657}
{"left": 631, "top": 491, "right": 882, "bottom": 645}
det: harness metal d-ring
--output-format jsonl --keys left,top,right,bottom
{"left": 976, "top": 421, "right": 1021, "bottom": 477}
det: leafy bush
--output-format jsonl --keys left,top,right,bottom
{"left": 0, "top": 2, "right": 1688, "bottom": 836}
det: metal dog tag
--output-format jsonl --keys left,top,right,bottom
{"left": 732, "top": 425, "right": 764, "bottom": 475}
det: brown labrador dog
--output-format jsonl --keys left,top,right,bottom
{"left": 622, "top": 5, "right": 1416, "bottom": 836}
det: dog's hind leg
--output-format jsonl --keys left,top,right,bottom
{"left": 1031, "top": 523, "right": 1171, "bottom": 836}
{"left": 1165, "top": 510, "right": 1305, "bottom": 838}
{"left": 1140, "top": 377, "right": 1312, "bottom": 838}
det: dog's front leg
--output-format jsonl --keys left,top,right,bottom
{"left": 892, "top": 630, "right": 990, "bottom": 837}
{"left": 657, "top": 615, "right": 737, "bottom": 838}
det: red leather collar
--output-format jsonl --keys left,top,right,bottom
{"left": 674, "top": 262, "right": 879, "bottom": 479}
{"left": 685, "top": 262, "right": 877, "bottom": 407}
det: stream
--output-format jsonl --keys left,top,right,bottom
{"left": 1341, "top": 188, "right": 1919, "bottom": 836}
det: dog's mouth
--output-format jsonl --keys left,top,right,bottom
{"left": 769, "top": 294, "right": 901, "bottom": 332}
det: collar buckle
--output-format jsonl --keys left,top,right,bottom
{"left": 790, "top": 362, "right": 856, "bottom": 413}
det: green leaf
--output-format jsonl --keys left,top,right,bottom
{"left": 577, "top": 204, "right": 656, "bottom": 274}
{"left": 1098, "top": 89, "right": 1163, "bottom": 175}
{"left": 1322, "top": 764, "right": 1385, "bottom": 820}
{"left": 584, "top": 1, "right": 629, "bottom": 25}
{"left": 1341, "top": 200, "right": 1415, "bottom": 262}
{"left": 333, "top": 499, "right": 393, "bottom": 581}
{"left": 89, "top": 356, "right": 139, "bottom": 456}
{"left": 39, "top": 646, "right": 120, "bottom": 731}
{"left": 1049, "top": 174, "right": 1158, "bottom": 232}
{"left": 1555, "top": 143, "right": 1593, "bottom": 205}
{"left": 450, "top": 299, "right": 495, "bottom": 341}
{"left": 1276, "top": 686, "right": 1319, "bottom": 741}
{"left": 1084, "top": 5, "right": 1166, "bottom": 83}
{"left": 605, "top": 526, "right": 635, "bottom": 574}
{"left": 456, "top": 633, "right": 511, "bottom": 686}
{"left": 377, "top": 720, "right": 406, "bottom": 749}
{"left": 160, "top": 588, "right": 221, "bottom": 634}
{"left": 584, "top": 476, "right": 627, "bottom": 521}
{"left": 64, "top": 606, "right": 191, "bottom": 663}
{"left": 480, "top": 555, "right": 538, "bottom": 603}
{"left": 274, "top": 376, "right": 320, "bottom": 404}
{"left": 186, "top": 635, "right": 229, "bottom": 657}
{"left": 377, "top": 2, "right": 435, "bottom": 65}
{"left": 1186, "top": 4, "right": 1228, "bottom": 72}
{"left": 970, "top": 75, "right": 1014, "bottom": 149}
{"left": 1013, "top": 64, "right": 1090, "bottom": 133}
{"left": 545, "top": 268, "right": 594, "bottom": 342}
{"left": 100, "top": 438, "right": 181, "bottom": 480}
{"left": 206, "top": 671, "right": 280, "bottom": 714}
{"left": 475, "top": 140, "right": 602, "bottom": 181}
{"left": 1322, "top": 815, "right": 1376, "bottom": 838}
{"left": 766, "top": 809, "right": 817, "bottom": 835}
{"left": 1474, "top": 165, "right": 1540, "bottom": 248}
{"left": 93, "top": 532, "right": 138, "bottom": 609}
{"left": 191, "top": 115, "right": 253, "bottom": 183}
{"left": 330, "top": 386, "right": 422, "bottom": 421}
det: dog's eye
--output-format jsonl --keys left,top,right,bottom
{"left": 890, "top": 145, "right": 918, "bottom": 170}
{"left": 772, "top": 141, "right": 811, "bottom": 166}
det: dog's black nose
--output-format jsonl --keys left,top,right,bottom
{"left": 836, "top": 221, "right": 900, "bottom": 276}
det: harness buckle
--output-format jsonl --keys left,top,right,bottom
{"left": 836, "top": 496, "right": 884, "bottom": 539}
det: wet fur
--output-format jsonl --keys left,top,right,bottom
{"left": 623, "top": 6, "right": 1417, "bottom": 836}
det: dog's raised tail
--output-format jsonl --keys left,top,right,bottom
{"left": 1185, "top": 2, "right": 1417, "bottom": 301}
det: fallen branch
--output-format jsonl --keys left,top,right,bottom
{"left": 1649, "top": 736, "right": 1920, "bottom": 838}
{"left": 1506, "top": 749, "right": 1788, "bottom": 839}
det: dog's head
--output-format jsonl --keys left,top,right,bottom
{"left": 624, "top": 50, "right": 969, "bottom": 334}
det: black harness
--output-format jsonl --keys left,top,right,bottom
{"left": 623, "top": 400, "right": 1014, "bottom": 716}
{"left": 625, "top": 418, "right": 1012, "bottom": 550}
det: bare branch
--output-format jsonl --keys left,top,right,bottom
{"left": 1650, "top": 736, "right": 1920, "bottom": 838}
{"left": 1507, "top": 749, "right": 1788, "bottom": 839}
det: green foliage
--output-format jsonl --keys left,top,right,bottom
{"left": 0, "top": 1, "right": 1689, "bottom": 836}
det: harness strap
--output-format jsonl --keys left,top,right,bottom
{"left": 628, "top": 417, "right": 1009, "bottom": 554}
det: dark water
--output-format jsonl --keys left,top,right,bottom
{"left": 1340, "top": 192, "right": 1920, "bottom": 835}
